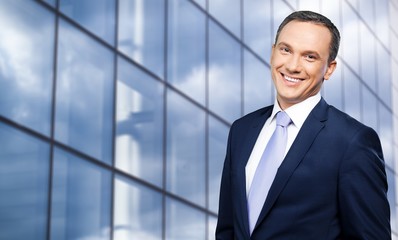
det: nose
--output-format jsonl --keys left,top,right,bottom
{"left": 286, "top": 55, "right": 302, "bottom": 73}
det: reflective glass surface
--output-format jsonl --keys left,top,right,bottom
{"left": 118, "top": 0, "right": 165, "bottom": 78}
{"left": 167, "top": 0, "right": 206, "bottom": 105}
{"left": 41, "top": 0, "right": 56, "bottom": 7}
{"left": 272, "top": 1, "right": 293, "bottom": 43}
{"left": 209, "top": 0, "right": 241, "bottom": 38}
{"left": 361, "top": 86, "right": 378, "bottom": 131}
{"left": 379, "top": 105, "right": 393, "bottom": 168}
{"left": 166, "top": 90, "right": 206, "bottom": 206}
{"left": 377, "top": 43, "right": 392, "bottom": 108}
{"left": 323, "top": 63, "right": 343, "bottom": 110}
{"left": 0, "top": 123, "right": 50, "bottom": 240}
{"left": 113, "top": 175, "right": 162, "bottom": 240}
{"left": 208, "top": 116, "right": 229, "bottom": 213}
{"left": 243, "top": 0, "right": 272, "bottom": 61}
{"left": 343, "top": 66, "right": 361, "bottom": 121}
{"left": 374, "top": 0, "right": 389, "bottom": 47}
{"left": 360, "top": 22, "right": 376, "bottom": 90}
{"left": 0, "top": 1, "right": 54, "bottom": 136}
{"left": 166, "top": 198, "right": 206, "bottom": 239}
{"left": 60, "top": 0, "right": 115, "bottom": 45}
{"left": 115, "top": 56, "right": 164, "bottom": 187}
{"left": 298, "top": 0, "right": 320, "bottom": 12}
{"left": 208, "top": 216, "right": 217, "bottom": 240}
{"left": 244, "top": 50, "right": 272, "bottom": 114}
{"left": 55, "top": 19, "right": 114, "bottom": 164}
{"left": 342, "top": 1, "right": 359, "bottom": 74}
{"left": 51, "top": 148, "right": 112, "bottom": 240}
{"left": 209, "top": 20, "right": 242, "bottom": 123}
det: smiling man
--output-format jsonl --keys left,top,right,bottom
{"left": 216, "top": 11, "right": 391, "bottom": 239}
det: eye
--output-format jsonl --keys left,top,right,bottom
{"left": 305, "top": 54, "right": 317, "bottom": 61}
{"left": 280, "top": 47, "right": 290, "bottom": 53}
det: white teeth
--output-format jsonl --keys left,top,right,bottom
{"left": 284, "top": 75, "right": 301, "bottom": 83}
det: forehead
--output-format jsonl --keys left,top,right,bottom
{"left": 277, "top": 20, "right": 331, "bottom": 53}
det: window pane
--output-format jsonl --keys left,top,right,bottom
{"left": 342, "top": 1, "right": 359, "bottom": 74}
{"left": 378, "top": 105, "right": 393, "bottom": 168}
{"left": 0, "top": 1, "right": 54, "bottom": 136}
{"left": 209, "top": 20, "right": 242, "bottom": 123}
{"left": 359, "top": 22, "right": 376, "bottom": 90}
{"left": 272, "top": 1, "right": 293, "bottom": 43}
{"left": 298, "top": 0, "right": 320, "bottom": 12}
{"left": 167, "top": 90, "right": 206, "bottom": 206}
{"left": 323, "top": 63, "right": 343, "bottom": 110}
{"left": 0, "top": 123, "right": 50, "bottom": 240}
{"left": 59, "top": 0, "right": 115, "bottom": 45}
{"left": 243, "top": 0, "right": 272, "bottom": 61}
{"left": 115, "top": 56, "right": 164, "bottom": 187}
{"left": 209, "top": 0, "right": 240, "bottom": 38}
{"left": 374, "top": 0, "right": 389, "bottom": 47}
{"left": 377, "top": 43, "right": 392, "bottom": 108}
{"left": 118, "top": 0, "right": 165, "bottom": 78}
{"left": 208, "top": 116, "right": 229, "bottom": 213}
{"left": 41, "top": 0, "right": 56, "bottom": 7}
{"left": 51, "top": 148, "right": 112, "bottom": 240}
{"left": 386, "top": 168, "right": 397, "bottom": 233}
{"left": 167, "top": 0, "right": 206, "bottom": 105}
{"left": 361, "top": 86, "right": 377, "bottom": 131}
{"left": 343, "top": 66, "right": 361, "bottom": 121}
{"left": 244, "top": 50, "right": 272, "bottom": 114}
{"left": 166, "top": 198, "right": 206, "bottom": 239}
{"left": 208, "top": 216, "right": 217, "bottom": 240}
{"left": 55, "top": 20, "right": 114, "bottom": 164}
{"left": 113, "top": 175, "right": 162, "bottom": 240}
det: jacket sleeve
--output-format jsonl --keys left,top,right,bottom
{"left": 338, "top": 126, "right": 391, "bottom": 239}
{"left": 215, "top": 126, "right": 235, "bottom": 239}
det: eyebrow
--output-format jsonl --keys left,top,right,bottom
{"left": 277, "top": 42, "right": 322, "bottom": 59}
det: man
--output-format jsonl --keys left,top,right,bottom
{"left": 216, "top": 11, "right": 391, "bottom": 239}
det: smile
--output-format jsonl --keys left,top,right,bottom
{"left": 283, "top": 74, "right": 301, "bottom": 83}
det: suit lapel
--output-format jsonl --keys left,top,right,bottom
{"left": 254, "top": 99, "right": 329, "bottom": 231}
{"left": 236, "top": 106, "right": 273, "bottom": 236}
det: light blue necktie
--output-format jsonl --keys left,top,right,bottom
{"left": 248, "top": 111, "right": 291, "bottom": 234}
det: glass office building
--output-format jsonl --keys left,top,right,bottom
{"left": 0, "top": 0, "right": 397, "bottom": 239}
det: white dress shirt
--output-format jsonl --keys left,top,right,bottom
{"left": 245, "top": 93, "right": 322, "bottom": 195}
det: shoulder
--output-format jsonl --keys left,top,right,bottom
{"left": 231, "top": 105, "right": 273, "bottom": 129}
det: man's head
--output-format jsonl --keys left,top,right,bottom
{"left": 275, "top": 11, "right": 340, "bottom": 64}
{"left": 270, "top": 11, "right": 340, "bottom": 109}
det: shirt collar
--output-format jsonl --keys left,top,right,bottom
{"left": 270, "top": 93, "right": 321, "bottom": 128}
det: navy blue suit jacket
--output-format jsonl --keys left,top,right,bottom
{"left": 216, "top": 98, "right": 390, "bottom": 239}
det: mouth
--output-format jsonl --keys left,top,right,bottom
{"left": 282, "top": 74, "right": 302, "bottom": 83}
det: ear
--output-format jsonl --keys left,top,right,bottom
{"left": 324, "top": 60, "right": 337, "bottom": 80}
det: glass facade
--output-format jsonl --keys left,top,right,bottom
{"left": 0, "top": 0, "right": 397, "bottom": 239}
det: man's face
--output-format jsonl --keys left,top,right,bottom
{"left": 270, "top": 20, "right": 337, "bottom": 109}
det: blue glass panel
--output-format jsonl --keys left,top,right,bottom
{"left": 343, "top": 66, "right": 361, "bottom": 121}
{"left": 321, "top": 1, "right": 341, "bottom": 30}
{"left": 377, "top": 43, "right": 392, "bottom": 108}
{"left": 243, "top": 0, "right": 272, "bottom": 61}
{"left": 359, "top": 22, "right": 376, "bottom": 90}
{"left": 209, "top": 0, "right": 240, "bottom": 38}
{"left": 60, "top": 0, "right": 115, "bottom": 45}
{"left": 41, "top": 0, "right": 56, "bottom": 7}
{"left": 323, "top": 63, "right": 343, "bottom": 111}
{"left": 386, "top": 168, "right": 397, "bottom": 232}
{"left": 244, "top": 50, "right": 272, "bottom": 114}
{"left": 113, "top": 175, "right": 162, "bottom": 240}
{"left": 358, "top": 0, "right": 375, "bottom": 30}
{"left": 374, "top": 0, "right": 389, "bottom": 47}
{"left": 166, "top": 90, "right": 206, "bottom": 206}
{"left": 168, "top": 0, "right": 206, "bottom": 105}
{"left": 0, "top": 122, "right": 49, "bottom": 240}
{"left": 51, "top": 148, "right": 112, "bottom": 240}
{"left": 166, "top": 198, "right": 206, "bottom": 239}
{"left": 0, "top": 1, "right": 54, "bottom": 136}
{"left": 298, "top": 0, "right": 320, "bottom": 12}
{"left": 118, "top": 0, "right": 165, "bottom": 78}
{"left": 208, "top": 216, "right": 217, "bottom": 240}
{"left": 342, "top": 1, "right": 359, "bottom": 74}
{"left": 272, "top": 1, "right": 293, "bottom": 43}
{"left": 209, "top": 20, "right": 242, "bottom": 123}
{"left": 361, "top": 86, "right": 377, "bottom": 131}
{"left": 208, "top": 116, "right": 229, "bottom": 213}
{"left": 115, "top": 56, "right": 164, "bottom": 187}
{"left": 55, "top": 19, "right": 114, "bottom": 164}
{"left": 378, "top": 105, "right": 393, "bottom": 169}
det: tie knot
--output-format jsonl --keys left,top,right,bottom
{"left": 276, "top": 111, "right": 291, "bottom": 127}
